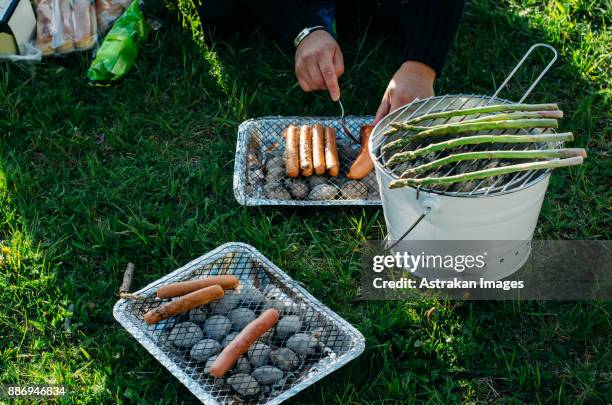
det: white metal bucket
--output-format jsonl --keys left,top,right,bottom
{"left": 369, "top": 95, "right": 553, "bottom": 280}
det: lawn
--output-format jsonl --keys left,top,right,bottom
{"left": 1, "top": 0, "right": 610, "bottom": 403}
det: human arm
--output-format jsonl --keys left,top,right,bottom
{"left": 374, "top": 0, "right": 465, "bottom": 124}
{"left": 245, "top": 0, "right": 343, "bottom": 101}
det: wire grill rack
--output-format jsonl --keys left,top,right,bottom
{"left": 372, "top": 94, "right": 560, "bottom": 197}
{"left": 233, "top": 116, "right": 381, "bottom": 206}
{"left": 371, "top": 44, "right": 561, "bottom": 197}
{"left": 113, "top": 243, "right": 365, "bottom": 404}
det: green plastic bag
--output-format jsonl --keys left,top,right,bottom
{"left": 87, "top": 0, "right": 150, "bottom": 83}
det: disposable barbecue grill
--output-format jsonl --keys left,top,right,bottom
{"left": 113, "top": 243, "right": 365, "bottom": 404}
{"left": 234, "top": 116, "right": 380, "bottom": 206}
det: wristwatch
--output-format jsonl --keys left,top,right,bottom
{"left": 293, "top": 26, "right": 327, "bottom": 48}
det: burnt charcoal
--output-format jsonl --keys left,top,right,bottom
{"left": 308, "top": 184, "right": 338, "bottom": 200}
{"left": 270, "top": 347, "right": 299, "bottom": 371}
{"left": 209, "top": 293, "right": 241, "bottom": 314}
{"left": 286, "top": 178, "right": 310, "bottom": 199}
{"left": 233, "top": 356, "right": 252, "bottom": 374}
{"left": 285, "top": 333, "right": 319, "bottom": 355}
{"left": 168, "top": 322, "right": 203, "bottom": 348}
{"left": 228, "top": 308, "right": 256, "bottom": 331}
{"left": 276, "top": 315, "right": 302, "bottom": 339}
{"left": 188, "top": 307, "right": 207, "bottom": 323}
{"left": 190, "top": 339, "right": 221, "bottom": 361}
{"left": 251, "top": 366, "right": 284, "bottom": 385}
{"left": 203, "top": 315, "right": 231, "bottom": 341}
{"left": 340, "top": 181, "right": 368, "bottom": 200}
{"left": 264, "top": 183, "right": 291, "bottom": 200}
{"left": 247, "top": 342, "right": 272, "bottom": 367}
{"left": 227, "top": 373, "right": 260, "bottom": 396}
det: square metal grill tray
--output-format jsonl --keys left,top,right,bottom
{"left": 113, "top": 242, "right": 365, "bottom": 404}
{"left": 233, "top": 116, "right": 382, "bottom": 206}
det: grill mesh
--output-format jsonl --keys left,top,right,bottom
{"left": 372, "top": 94, "right": 560, "bottom": 197}
{"left": 114, "top": 243, "right": 365, "bottom": 404}
{"left": 233, "top": 116, "right": 381, "bottom": 206}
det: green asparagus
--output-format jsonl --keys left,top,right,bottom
{"left": 386, "top": 132, "right": 574, "bottom": 167}
{"left": 388, "top": 157, "right": 584, "bottom": 189}
{"left": 400, "top": 148, "right": 587, "bottom": 178}
{"left": 382, "top": 118, "right": 559, "bottom": 153}
{"left": 394, "top": 110, "right": 563, "bottom": 132}
{"left": 382, "top": 103, "right": 559, "bottom": 136}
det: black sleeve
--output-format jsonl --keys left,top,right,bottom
{"left": 246, "top": 1, "right": 326, "bottom": 48}
{"left": 400, "top": 0, "right": 465, "bottom": 75}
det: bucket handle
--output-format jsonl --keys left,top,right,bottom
{"left": 489, "top": 43, "right": 558, "bottom": 104}
{"left": 384, "top": 212, "right": 428, "bottom": 251}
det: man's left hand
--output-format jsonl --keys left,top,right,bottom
{"left": 373, "top": 61, "right": 436, "bottom": 125}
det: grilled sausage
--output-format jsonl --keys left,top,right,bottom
{"left": 347, "top": 125, "right": 374, "bottom": 180}
{"left": 156, "top": 275, "right": 240, "bottom": 299}
{"left": 209, "top": 309, "right": 280, "bottom": 377}
{"left": 324, "top": 126, "right": 339, "bottom": 177}
{"left": 299, "top": 125, "right": 313, "bottom": 176}
{"left": 284, "top": 125, "right": 300, "bottom": 177}
{"left": 144, "top": 285, "right": 224, "bottom": 324}
{"left": 312, "top": 124, "right": 326, "bottom": 175}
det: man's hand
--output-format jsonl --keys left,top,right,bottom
{"left": 373, "top": 61, "right": 436, "bottom": 125}
{"left": 295, "top": 30, "right": 344, "bottom": 101}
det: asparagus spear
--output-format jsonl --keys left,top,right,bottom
{"left": 400, "top": 148, "right": 587, "bottom": 178}
{"left": 382, "top": 118, "right": 559, "bottom": 153}
{"left": 388, "top": 157, "right": 584, "bottom": 189}
{"left": 394, "top": 110, "right": 564, "bottom": 131}
{"left": 383, "top": 103, "right": 559, "bottom": 136}
{"left": 386, "top": 132, "right": 574, "bottom": 167}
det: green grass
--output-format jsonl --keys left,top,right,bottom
{"left": 1, "top": 0, "right": 611, "bottom": 403}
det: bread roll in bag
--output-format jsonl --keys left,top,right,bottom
{"left": 53, "top": 0, "right": 74, "bottom": 53}
{"left": 35, "top": 0, "right": 55, "bottom": 55}
{"left": 72, "top": 0, "right": 97, "bottom": 50}
{"left": 96, "top": 0, "right": 130, "bottom": 33}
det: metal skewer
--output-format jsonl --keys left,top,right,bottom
{"left": 338, "top": 100, "right": 359, "bottom": 143}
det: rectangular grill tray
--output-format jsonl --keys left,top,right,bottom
{"left": 113, "top": 242, "right": 365, "bottom": 404}
{"left": 233, "top": 116, "right": 382, "bottom": 206}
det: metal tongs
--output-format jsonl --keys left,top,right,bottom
{"left": 338, "top": 100, "right": 359, "bottom": 143}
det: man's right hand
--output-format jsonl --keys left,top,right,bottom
{"left": 295, "top": 30, "right": 344, "bottom": 101}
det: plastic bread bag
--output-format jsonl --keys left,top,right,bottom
{"left": 34, "top": 0, "right": 98, "bottom": 56}
{"left": 87, "top": 0, "right": 150, "bottom": 83}
{"left": 96, "top": 0, "right": 132, "bottom": 33}
{"left": 72, "top": 0, "right": 98, "bottom": 50}
{"left": 35, "top": 0, "right": 55, "bottom": 55}
{"left": 52, "top": 0, "right": 74, "bottom": 53}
